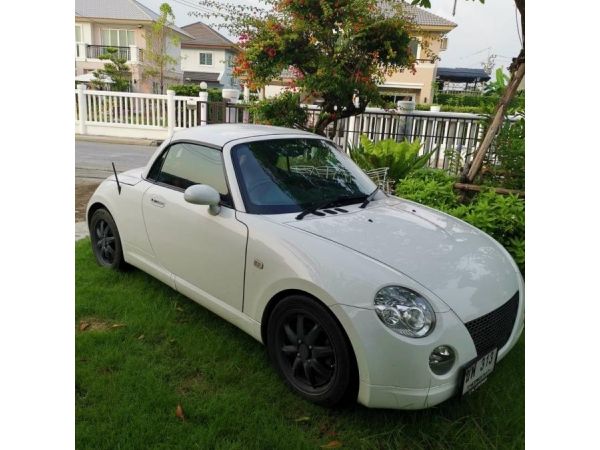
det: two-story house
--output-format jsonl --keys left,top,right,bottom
{"left": 179, "top": 22, "right": 240, "bottom": 90}
{"left": 75, "top": 0, "right": 193, "bottom": 93}
{"left": 379, "top": 4, "right": 456, "bottom": 104}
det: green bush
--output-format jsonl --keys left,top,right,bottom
{"left": 167, "top": 85, "right": 223, "bottom": 102}
{"left": 482, "top": 113, "right": 525, "bottom": 190}
{"left": 395, "top": 170, "right": 525, "bottom": 272}
{"left": 416, "top": 104, "right": 487, "bottom": 114}
{"left": 395, "top": 168, "right": 460, "bottom": 211}
{"left": 168, "top": 84, "right": 200, "bottom": 96}
{"left": 250, "top": 91, "right": 307, "bottom": 129}
{"left": 350, "top": 136, "right": 433, "bottom": 182}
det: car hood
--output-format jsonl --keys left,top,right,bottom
{"left": 284, "top": 197, "right": 519, "bottom": 322}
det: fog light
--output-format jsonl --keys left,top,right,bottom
{"left": 429, "top": 345, "right": 456, "bottom": 375}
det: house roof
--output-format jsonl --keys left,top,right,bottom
{"left": 436, "top": 67, "right": 491, "bottom": 82}
{"left": 75, "top": 0, "right": 194, "bottom": 38}
{"left": 380, "top": 2, "right": 457, "bottom": 28}
{"left": 181, "top": 22, "right": 237, "bottom": 50}
{"left": 183, "top": 71, "right": 222, "bottom": 83}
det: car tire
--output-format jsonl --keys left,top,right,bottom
{"left": 267, "top": 295, "right": 357, "bottom": 407}
{"left": 89, "top": 208, "right": 126, "bottom": 270}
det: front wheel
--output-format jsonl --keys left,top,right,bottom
{"left": 266, "top": 295, "right": 357, "bottom": 407}
{"left": 89, "top": 208, "right": 126, "bottom": 270}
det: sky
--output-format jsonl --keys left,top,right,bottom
{"left": 139, "top": 0, "right": 522, "bottom": 72}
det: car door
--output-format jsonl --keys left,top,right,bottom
{"left": 142, "top": 141, "right": 247, "bottom": 311}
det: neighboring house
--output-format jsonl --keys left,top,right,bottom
{"left": 379, "top": 4, "right": 456, "bottom": 104}
{"left": 180, "top": 22, "right": 240, "bottom": 90}
{"left": 263, "top": 4, "right": 456, "bottom": 105}
{"left": 75, "top": 0, "right": 193, "bottom": 93}
{"left": 435, "top": 67, "right": 491, "bottom": 93}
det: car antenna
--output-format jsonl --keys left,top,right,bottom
{"left": 111, "top": 162, "right": 122, "bottom": 195}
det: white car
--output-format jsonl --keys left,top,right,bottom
{"left": 86, "top": 124, "right": 524, "bottom": 410}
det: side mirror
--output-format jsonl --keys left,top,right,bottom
{"left": 184, "top": 184, "right": 221, "bottom": 215}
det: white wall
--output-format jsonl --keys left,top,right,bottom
{"left": 181, "top": 48, "right": 227, "bottom": 73}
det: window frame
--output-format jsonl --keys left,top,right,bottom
{"left": 408, "top": 38, "right": 421, "bottom": 60}
{"left": 145, "top": 140, "right": 234, "bottom": 208}
{"left": 75, "top": 25, "right": 83, "bottom": 43}
{"left": 198, "top": 51, "right": 214, "bottom": 66}
{"left": 101, "top": 28, "right": 135, "bottom": 47}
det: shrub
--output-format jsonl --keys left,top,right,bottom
{"left": 168, "top": 84, "right": 200, "bottom": 96}
{"left": 395, "top": 169, "right": 460, "bottom": 211}
{"left": 250, "top": 91, "right": 308, "bottom": 129}
{"left": 167, "top": 85, "right": 223, "bottom": 102}
{"left": 350, "top": 136, "right": 433, "bottom": 182}
{"left": 482, "top": 112, "right": 525, "bottom": 190}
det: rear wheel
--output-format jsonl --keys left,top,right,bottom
{"left": 267, "top": 295, "right": 356, "bottom": 407}
{"left": 89, "top": 208, "right": 126, "bottom": 270}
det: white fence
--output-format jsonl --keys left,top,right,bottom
{"left": 75, "top": 86, "right": 488, "bottom": 170}
{"left": 75, "top": 85, "right": 207, "bottom": 140}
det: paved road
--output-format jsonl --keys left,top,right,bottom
{"left": 76, "top": 140, "right": 156, "bottom": 181}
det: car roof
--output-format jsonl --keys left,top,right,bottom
{"left": 170, "top": 124, "right": 321, "bottom": 147}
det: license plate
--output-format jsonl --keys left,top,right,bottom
{"left": 461, "top": 348, "right": 498, "bottom": 395}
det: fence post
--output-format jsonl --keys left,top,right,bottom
{"left": 77, "top": 83, "right": 87, "bottom": 135}
{"left": 396, "top": 100, "right": 415, "bottom": 141}
{"left": 199, "top": 91, "right": 208, "bottom": 126}
{"left": 167, "top": 90, "right": 175, "bottom": 137}
{"left": 242, "top": 85, "right": 250, "bottom": 124}
{"left": 227, "top": 98, "right": 238, "bottom": 123}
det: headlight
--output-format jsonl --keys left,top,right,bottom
{"left": 374, "top": 286, "right": 436, "bottom": 337}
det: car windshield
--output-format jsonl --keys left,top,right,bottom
{"left": 231, "top": 138, "right": 376, "bottom": 214}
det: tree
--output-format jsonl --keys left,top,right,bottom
{"left": 193, "top": 0, "right": 423, "bottom": 135}
{"left": 143, "top": 3, "right": 180, "bottom": 94}
{"left": 91, "top": 47, "right": 132, "bottom": 92}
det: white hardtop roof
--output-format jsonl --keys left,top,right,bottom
{"left": 170, "top": 124, "right": 322, "bottom": 147}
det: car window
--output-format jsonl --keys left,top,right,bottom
{"left": 231, "top": 138, "right": 375, "bottom": 214}
{"left": 153, "top": 142, "right": 229, "bottom": 195}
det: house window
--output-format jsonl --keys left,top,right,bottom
{"left": 408, "top": 39, "right": 420, "bottom": 59}
{"left": 75, "top": 25, "right": 82, "bottom": 43}
{"left": 440, "top": 37, "right": 448, "bottom": 51}
{"left": 199, "top": 52, "right": 213, "bottom": 66}
{"left": 101, "top": 29, "right": 135, "bottom": 47}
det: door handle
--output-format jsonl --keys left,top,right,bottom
{"left": 150, "top": 197, "right": 165, "bottom": 207}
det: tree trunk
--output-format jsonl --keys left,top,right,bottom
{"left": 461, "top": 61, "right": 525, "bottom": 183}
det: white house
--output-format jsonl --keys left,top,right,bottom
{"left": 75, "top": 0, "right": 193, "bottom": 93}
{"left": 180, "top": 22, "right": 240, "bottom": 90}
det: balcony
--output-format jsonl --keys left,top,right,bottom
{"left": 76, "top": 44, "right": 144, "bottom": 63}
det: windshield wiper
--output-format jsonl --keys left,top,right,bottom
{"left": 359, "top": 187, "right": 379, "bottom": 209}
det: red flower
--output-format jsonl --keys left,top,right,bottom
{"left": 266, "top": 47, "right": 277, "bottom": 58}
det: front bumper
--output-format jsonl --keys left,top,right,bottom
{"left": 330, "top": 289, "right": 525, "bottom": 410}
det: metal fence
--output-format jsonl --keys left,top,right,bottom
{"left": 302, "top": 106, "right": 487, "bottom": 173}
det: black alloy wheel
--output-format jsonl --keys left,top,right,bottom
{"left": 267, "top": 295, "right": 357, "bottom": 406}
{"left": 89, "top": 208, "right": 126, "bottom": 270}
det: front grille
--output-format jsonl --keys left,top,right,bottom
{"left": 465, "top": 291, "right": 519, "bottom": 356}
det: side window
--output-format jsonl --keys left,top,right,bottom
{"left": 152, "top": 143, "right": 229, "bottom": 195}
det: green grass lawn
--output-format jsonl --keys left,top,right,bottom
{"left": 76, "top": 239, "right": 524, "bottom": 450}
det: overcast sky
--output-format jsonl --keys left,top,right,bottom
{"left": 139, "top": 0, "right": 522, "bottom": 72}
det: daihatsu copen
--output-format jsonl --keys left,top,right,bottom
{"left": 86, "top": 124, "right": 524, "bottom": 410}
